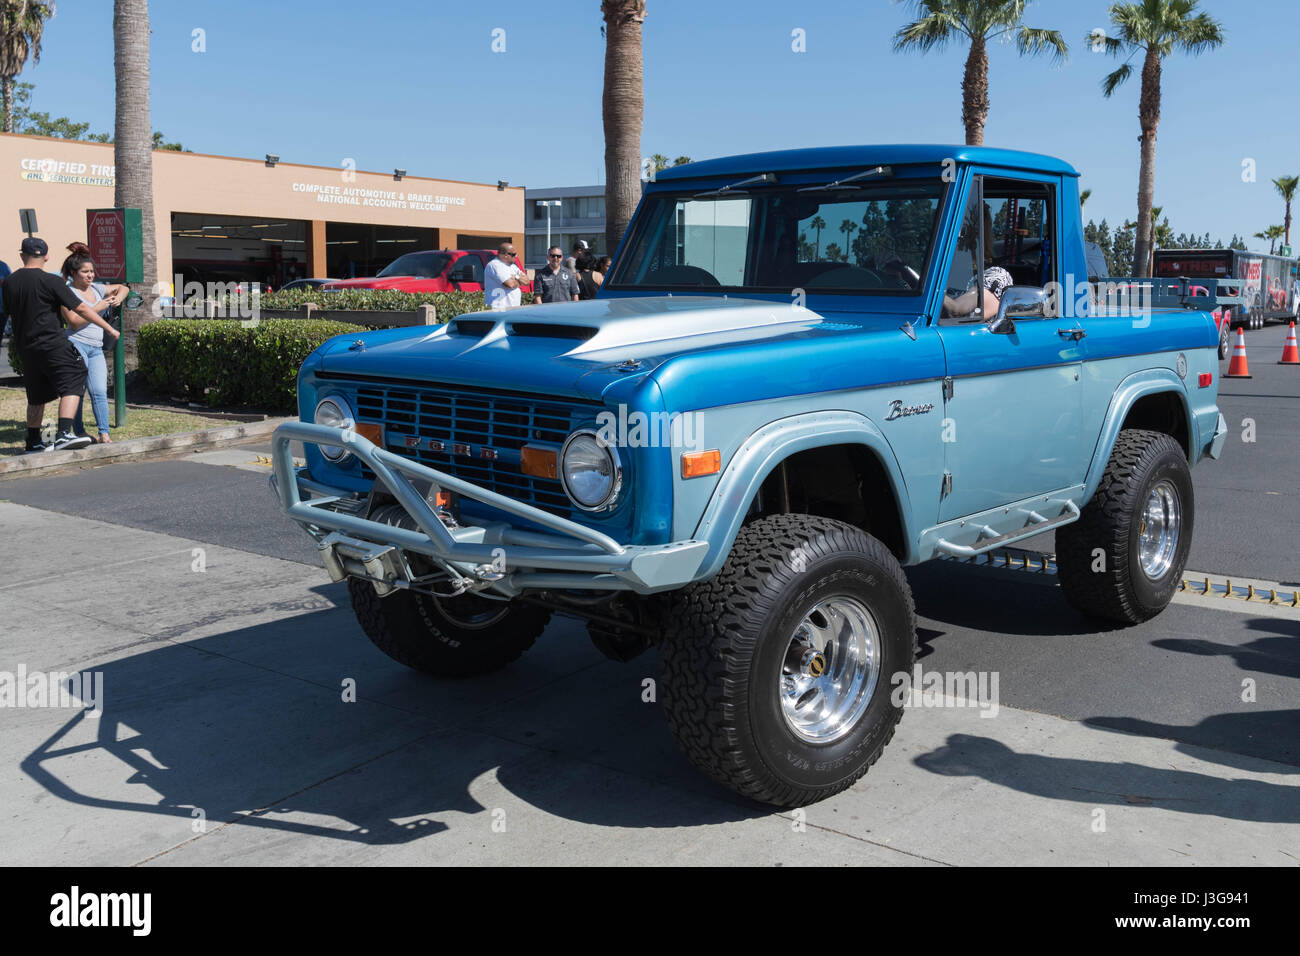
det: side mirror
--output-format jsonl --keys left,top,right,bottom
{"left": 989, "top": 285, "right": 1048, "bottom": 334}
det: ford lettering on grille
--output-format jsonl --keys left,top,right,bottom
{"left": 347, "top": 382, "right": 601, "bottom": 514}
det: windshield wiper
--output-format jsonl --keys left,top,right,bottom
{"left": 693, "top": 172, "right": 778, "bottom": 199}
{"left": 797, "top": 165, "right": 894, "bottom": 193}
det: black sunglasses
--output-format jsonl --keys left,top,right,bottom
{"left": 548, "top": 253, "right": 562, "bottom": 258}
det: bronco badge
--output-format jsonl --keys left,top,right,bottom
{"left": 885, "top": 399, "right": 935, "bottom": 421}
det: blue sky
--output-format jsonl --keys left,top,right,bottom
{"left": 15, "top": 0, "right": 1294, "bottom": 252}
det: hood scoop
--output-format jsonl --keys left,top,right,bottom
{"left": 446, "top": 318, "right": 495, "bottom": 337}
{"left": 436, "top": 296, "right": 835, "bottom": 360}
{"left": 506, "top": 322, "right": 598, "bottom": 341}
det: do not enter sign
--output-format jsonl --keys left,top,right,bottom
{"left": 85, "top": 207, "right": 143, "bottom": 282}
{"left": 88, "top": 210, "right": 124, "bottom": 277}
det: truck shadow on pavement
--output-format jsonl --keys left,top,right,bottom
{"left": 906, "top": 562, "right": 1112, "bottom": 636}
{"left": 19, "top": 591, "right": 764, "bottom": 852}
{"left": 913, "top": 733, "right": 1299, "bottom": 825}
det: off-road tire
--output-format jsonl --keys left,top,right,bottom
{"left": 1056, "top": 429, "right": 1193, "bottom": 625}
{"left": 348, "top": 579, "right": 551, "bottom": 677}
{"left": 660, "top": 514, "right": 916, "bottom": 807}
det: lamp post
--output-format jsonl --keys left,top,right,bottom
{"left": 536, "top": 200, "right": 561, "bottom": 255}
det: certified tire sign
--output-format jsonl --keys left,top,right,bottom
{"left": 86, "top": 207, "right": 143, "bottom": 283}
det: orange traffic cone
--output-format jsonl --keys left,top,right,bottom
{"left": 1280, "top": 322, "right": 1300, "bottom": 365}
{"left": 1225, "top": 328, "right": 1252, "bottom": 378}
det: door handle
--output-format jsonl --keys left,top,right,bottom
{"left": 1057, "top": 327, "right": 1086, "bottom": 341}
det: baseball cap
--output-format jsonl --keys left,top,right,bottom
{"left": 21, "top": 237, "right": 48, "bottom": 257}
{"left": 572, "top": 239, "right": 590, "bottom": 251}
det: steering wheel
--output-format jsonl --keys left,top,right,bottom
{"left": 880, "top": 255, "right": 921, "bottom": 290}
{"left": 805, "top": 264, "right": 885, "bottom": 289}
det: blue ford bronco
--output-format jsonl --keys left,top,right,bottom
{"left": 272, "top": 145, "right": 1228, "bottom": 807}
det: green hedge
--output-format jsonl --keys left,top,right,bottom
{"left": 230, "top": 288, "right": 533, "bottom": 317}
{"left": 138, "top": 319, "right": 357, "bottom": 414}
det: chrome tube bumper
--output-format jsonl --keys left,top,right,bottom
{"left": 271, "top": 421, "right": 708, "bottom": 597}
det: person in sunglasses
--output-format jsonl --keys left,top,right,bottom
{"left": 484, "top": 242, "right": 527, "bottom": 310}
{"left": 533, "top": 246, "right": 580, "bottom": 305}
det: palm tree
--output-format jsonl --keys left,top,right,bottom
{"left": 114, "top": 0, "right": 156, "bottom": 333}
{"left": 839, "top": 219, "right": 858, "bottom": 259}
{"left": 1272, "top": 175, "right": 1298, "bottom": 249}
{"left": 602, "top": 1, "right": 646, "bottom": 254}
{"left": 893, "top": 1, "right": 1066, "bottom": 146}
{"left": 672, "top": 155, "right": 691, "bottom": 167}
{"left": 0, "top": 1, "right": 55, "bottom": 133}
{"left": 1080, "top": 188, "right": 1092, "bottom": 208}
{"left": 1095, "top": 1, "right": 1224, "bottom": 277}
{"left": 644, "top": 152, "right": 669, "bottom": 180}
{"left": 1124, "top": 205, "right": 1172, "bottom": 274}
{"left": 1253, "top": 225, "right": 1284, "bottom": 255}
{"left": 810, "top": 215, "right": 826, "bottom": 257}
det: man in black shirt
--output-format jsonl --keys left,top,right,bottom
{"left": 2, "top": 237, "right": 118, "bottom": 452}
{"left": 533, "top": 246, "right": 580, "bottom": 305}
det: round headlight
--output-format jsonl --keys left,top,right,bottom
{"left": 314, "top": 396, "right": 354, "bottom": 462}
{"left": 560, "top": 430, "right": 621, "bottom": 511}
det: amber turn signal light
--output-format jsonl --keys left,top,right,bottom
{"left": 354, "top": 422, "right": 384, "bottom": 446}
{"left": 681, "top": 449, "right": 721, "bottom": 479}
{"left": 521, "top": 445, "right": 558, "bottom": 479}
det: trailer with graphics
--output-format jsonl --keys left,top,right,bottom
{"left": 1153, "top": 248, "right": 1299, "bottom": 330}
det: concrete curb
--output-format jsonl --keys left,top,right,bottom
{"left": 0, "top": 416, "right": 292, "bottom": 481}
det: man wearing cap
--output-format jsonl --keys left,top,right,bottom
{"left": 1, "top": 237, "right": 118, "bottom": 452}
{"left": 533, "top": 246, "right": 581, "bottom": 305}
{"left": 563, "top": 239, "right": 590, "bottom": 273}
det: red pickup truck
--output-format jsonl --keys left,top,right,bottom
{"left": 323, "top": 249, "right": 532, "bottom": 294}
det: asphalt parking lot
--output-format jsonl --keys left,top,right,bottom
{"left": 1, "top": 324, "right": 1297, "bottom": 865}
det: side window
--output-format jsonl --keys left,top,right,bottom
{"left": 940, "top": 180, "right": 985, "bottom": 324}
{"left": 459, "top": 256, "right": 486, "bottom": 284}
{"left": 940, "top": 176, "right": 1055, "bottom": 324}
{"left": 982, "top": 177, "right": 1055, "bottom": 318}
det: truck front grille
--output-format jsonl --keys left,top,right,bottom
{"left": 349, "top": 382, "right": 596, "bottom": 514}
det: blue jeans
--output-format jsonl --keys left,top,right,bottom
{"left": 71, "top": 339, "right": 110, "bottom": 438}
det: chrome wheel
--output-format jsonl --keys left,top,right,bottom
{"left": 1138, "top": 480, "right": 1180, "bottom": 580}
{"left": 779, "top": 596, "right": 881, "bottom": 743}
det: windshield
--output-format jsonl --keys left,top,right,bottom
{"left": 607, "top": 180, "right": 944, "bottom": 294}
{"left": 377, "top": 251, "right": 452, "bottom": 278}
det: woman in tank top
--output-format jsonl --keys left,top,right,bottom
{"left": 59, "top": 242, "right": 127, "bottom": 443}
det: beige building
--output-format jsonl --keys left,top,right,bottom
{"left": 1, "top": 131, "right": 525, "bottom": 290}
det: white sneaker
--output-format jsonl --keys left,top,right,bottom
{"left": 51, "top": 431, "right": 92, "bottom": 451}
